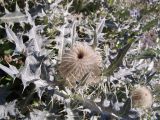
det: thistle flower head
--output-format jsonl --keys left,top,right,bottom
{"left": 131, "top": 86, "right": 153, "bottom": 108}
{"left": 59, "top": 42, "right": 102, "bottom": 87}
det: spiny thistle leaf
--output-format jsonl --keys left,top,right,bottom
{"left": 0, "top": 64, "right": 19, "bottom": 78}
{"left": 34, "top": 80, "right": 48, "bottom": 99}
{"left": 0, "top": 12, "right": 27, "bottom": 23}
{"left": 29, "top": 109, "right": 51, "bottom": 120}
{"left": 103, "top": 39, "right": 134, "bottom": 76}
{"left": 20, "top": 54, "right": 42, "bottom": 89}
{"left": 5, "top": 25, "right": 25, "bottom": 53}
{"left": 0, "top": 100, "right": 19, "bottom": 119}
{"left": 0, "top": 4, "right": 27, "bottom": 23}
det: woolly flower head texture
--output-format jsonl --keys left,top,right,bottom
{"left": 59, "top": 42, "right": 102, "bottom": 87}
{"left": 131, "top": 86, "right": 153, "bottom": 109}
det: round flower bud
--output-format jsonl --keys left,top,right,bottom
{"left": 131, "top": 86, "right": 153, "bottom": 108}
{"left": 59, "top": 42, "right": 102, "bottom": 87}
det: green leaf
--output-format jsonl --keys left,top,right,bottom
{"left": 136, "top": 49, "right": 160, "bottom": 59}
{"left": 119, "top": 98, "right": 131, "bottom": 116}
{"left": 4, "top": 49, "right": 13, "bottom": 54}
{"left": 103, "top": 38, "right": 134, "bottom": 76}
{"left": 108, "top": 0, "right": 115, "bottom": 6}
{"left": 142, "top": 19, "right": 158, "bottom": 32}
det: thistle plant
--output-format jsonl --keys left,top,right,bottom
{"left": 0, "top": 0, "right": 159, "bottom": 120}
